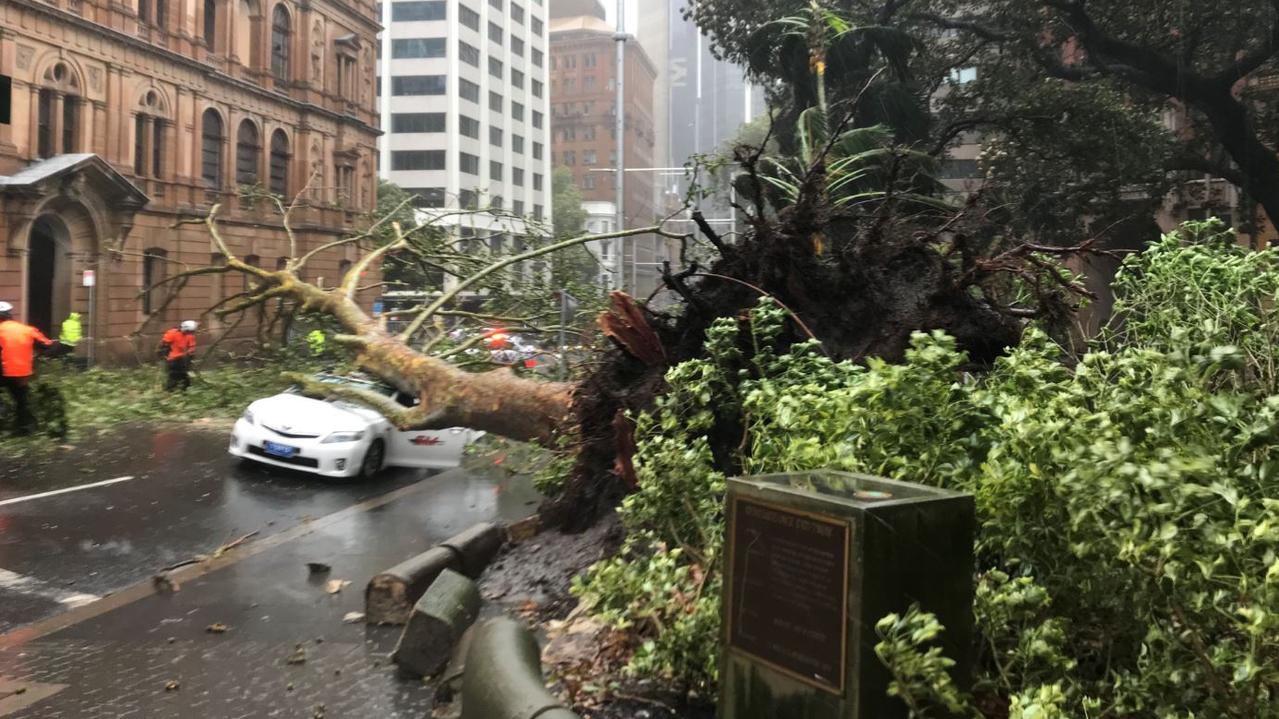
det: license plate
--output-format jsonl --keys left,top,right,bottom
{"left": 263, "top": 441, "right": 298, "bottom": 458}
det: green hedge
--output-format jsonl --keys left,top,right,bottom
{"left": 575, "top": 221, "right": 1279, "bottom": 717}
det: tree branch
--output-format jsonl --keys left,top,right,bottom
{"left": 283, "top": 372, "right": 441, "bottom": 429}
{"left": 1211, "top": 12, "right": 1279, "bottom": 86}
{"left": 217, "top": 286, "right": 293, "bottom": 317}
{"left": 342, "top": 224, "right": 408, "bottom": 300}
{"left": 397, "top": 224, "right": 681, "bottom": 343}
{"left": 1165, "top": 153, "right": 1249, "bottom": 188}
{"left": 691, "top": 210, "right": 730, "bottom": 255}
{"left": 907, "top": 12, "right": 1014, "bottom": 42}
{"left": 1055, "top": 0, "right": 1204, "bottom": 97}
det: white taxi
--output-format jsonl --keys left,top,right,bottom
{"left": 228, "top": 374, "right": 483, "bottom": 479}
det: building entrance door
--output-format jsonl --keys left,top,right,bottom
{"left": 26, "top": 216, "right": 67, "bottom": 336}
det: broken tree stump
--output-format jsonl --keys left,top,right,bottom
{"left": 365, "top": 545, "right": 462, "bottom": 625}
{"left": 392, "top": 569, "right": 482, "bottom": 678}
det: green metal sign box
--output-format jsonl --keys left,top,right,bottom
{"left": 720, "top": 471, "right": 974, "bottom": 719}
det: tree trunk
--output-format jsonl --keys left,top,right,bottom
{"left": 354, "top": 330, "right": 574, "bottom": 444}
{"left": 286, "top": 276, "right": 575, "bottom": 444}
{"left": 1195, "top": 90, "right": 1279, "bottom": 239}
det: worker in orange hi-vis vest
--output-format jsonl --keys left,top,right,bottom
{"left": 159, "top": 320, "right": 198, "bottom": 392}
{"left": 0, "top": 301, "right": 55, "bottom": 435}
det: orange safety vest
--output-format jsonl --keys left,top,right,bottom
{"left": 0, "top": 320, "right": 53, "bottom": 378}
{"left": 161, "top": 328, "right": 196, "bottom": 361}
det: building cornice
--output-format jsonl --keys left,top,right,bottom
{"left": 550, "top": 31, "right": 658, "bottom": 78}
{"left": 296, "top": 0, "right": 381, "bottom": 34}
{"left": 11, "top": 0, "right": 382, "bottom": 137}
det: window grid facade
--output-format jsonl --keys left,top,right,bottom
{"left": 378, "top": 0, "right": 552, "bottom": 252}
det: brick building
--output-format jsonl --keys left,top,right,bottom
{"left": 0, "top": 0, "right": 380, "bottom": 360}
{"left": 548, "top": 7, "right": 656, "bottom": 229}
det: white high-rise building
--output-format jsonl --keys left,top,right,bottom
{"left": 377, "top": 0, "right": 554, "bottom": 263}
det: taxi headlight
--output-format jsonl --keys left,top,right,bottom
{"left": 322, "top": 430, "right": 365, "bottom": 444}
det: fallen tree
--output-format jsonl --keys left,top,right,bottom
{"left": 167, "top": 23, "right": 1100, "bottom": 528}
{"left": 164, "top": 199, "right": 679, "bottom": 445}
{"left": 162, "top": 142, "right": 1094, "bottom": 533}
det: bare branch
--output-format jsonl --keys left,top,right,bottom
{"left": 342, "top": 223, "right": 408, "bottom": 300}
{"left": 397, "top": 224, "right": 683, "bottom": 343}
{"left": 434, "top": 333, "right": 490, "bottom": 360}
{"left": 142, "top": 264, "right": 234, "bottom": 293}
{"left": 206, "top": 204, "right": 236, "bottom": 261}
{"left": 907, "top": 12, "right": 1014, "bottom": 42}
{"left": 691, "top": 210, "right": 730, "bottom": 255}
{"left": 217, "top": 286, "right": 292, "bottom": 317}
{"left": 1166, "top": 153, "right": 1249, "bottom": 188}
{"left": 284, "top": 372, "right": 440, "bottom": 429}
{"left": 690, "top": 272, "right": 826, "bottom": 353}
{"left": 1215, "top": 13, "right": 1279, "bottom": 86}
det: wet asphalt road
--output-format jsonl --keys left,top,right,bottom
{"left": 0, "top": 425, "right": 533, "bottom": 634}
{"left": 0, "top": 425, "right": 542, "bottom": 717}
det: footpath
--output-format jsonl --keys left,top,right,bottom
{"left": 0, "top": 461, "right": 540, "bottom": 718}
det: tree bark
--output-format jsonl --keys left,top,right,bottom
{"left": 244, "top": 265, "right": 575, "bottom": 444}
{"left": 351, "top": 330, "right": 574, "bottom": 444}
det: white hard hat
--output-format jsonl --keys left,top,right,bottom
{"left": 0, "top": 301, "right": 11, "bottom": 314}
{"left": 180, "top": 320, "right": 198, "bottom": 332}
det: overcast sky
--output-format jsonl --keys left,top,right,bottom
{"left": 601, "top": 0, "right": 640, "bottom": 32}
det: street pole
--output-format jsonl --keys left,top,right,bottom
{"left": 87, "top": 276, "right": 95, "bottom": 369}
{"left": 378, "top": 0, "right": 392, "bottom": 177}
{"left": 558, "top": 289, "right": 577, "bottom": 380}
{"left": 614, "top": 0, "right": 627, "bottom": 293}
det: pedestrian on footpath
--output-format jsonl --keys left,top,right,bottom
{"left": 0, "top": 301, "right": 55, "bottom": 435}
{"left": 159, "top": 320, "right": 198, "bottom": 391}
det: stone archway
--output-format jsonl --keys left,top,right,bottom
{"left": 26, "top": 216, "right": 70, "bottom": 335}
{"left": 23, "top": 202, "right": 96, "bottom": 336}
{"left": 0, "top": 154, "right": 149, "bottom": 355}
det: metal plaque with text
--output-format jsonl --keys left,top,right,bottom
{"left": 727, "top": 497, "right": 850, "bottom": 694}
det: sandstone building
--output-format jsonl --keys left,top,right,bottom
{"left": 0, "top": 0, "right": 380, "bottom": 359}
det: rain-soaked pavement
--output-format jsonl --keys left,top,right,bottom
{"left": 0, "top": 425, "right": 540, "bottom": 717}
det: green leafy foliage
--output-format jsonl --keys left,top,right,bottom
{"left": 875, "top": 605, "right": 969, "bottom": 718}
{"left": 576, "top": 222, "right": 1279, "bottom": 716}
{"left": 0, "top": 354, "right": 311, "bottom": 456}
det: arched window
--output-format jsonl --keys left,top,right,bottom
{"left": 37, "top": 63, "right": 82, "bottom": 158}
{"left": 37, "top": 90, "right": 54, "bottom": 159}
{"left": 201, "top": 109, "right": 224, "bottom": 188}
{"left": 134, "top": 115, "right": 147, "bottom": 174}
{"left": 134, "top": 91, "right": 166, "bottom": 178}
{"left": 268, "top": 129, "right": 290, "bottom": 196}
{"left": 63, "top": 96, "right": 79, "bottom": 153}
{"left": 270, "top": 5, "right": 291, "bottom": 83}
{"left": 235, "top": 120, "right": 260, "bottom": 186}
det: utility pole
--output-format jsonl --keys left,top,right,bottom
{"left": 614, "top": 0, "right": 627, "bottom": 292}
{"left": 378, "top": 0, "right": 392, "bottom": 176}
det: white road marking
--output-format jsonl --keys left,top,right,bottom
{"left": 0, "top": 476, "right": 134, "bottom": 508}
{"left": 0, "top": 569, "right": 100, "bottom": 607}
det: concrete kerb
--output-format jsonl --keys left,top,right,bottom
{"left": 392, "top": 568, "right": 482, "bottom": 678}
{"left": 365, "top": 521, "right": 506, "bottom": 625}
{"left": 503, "top": 514, "right": 542, "bottom": 544}
{"left": 440, "top": 522, "right": 505, "bottom": 578}
{"left": 366, "top": 545, "right": 462, "bottom": 625}
{"left": 461, "top": 617, "right": 581, "bottom": 719}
